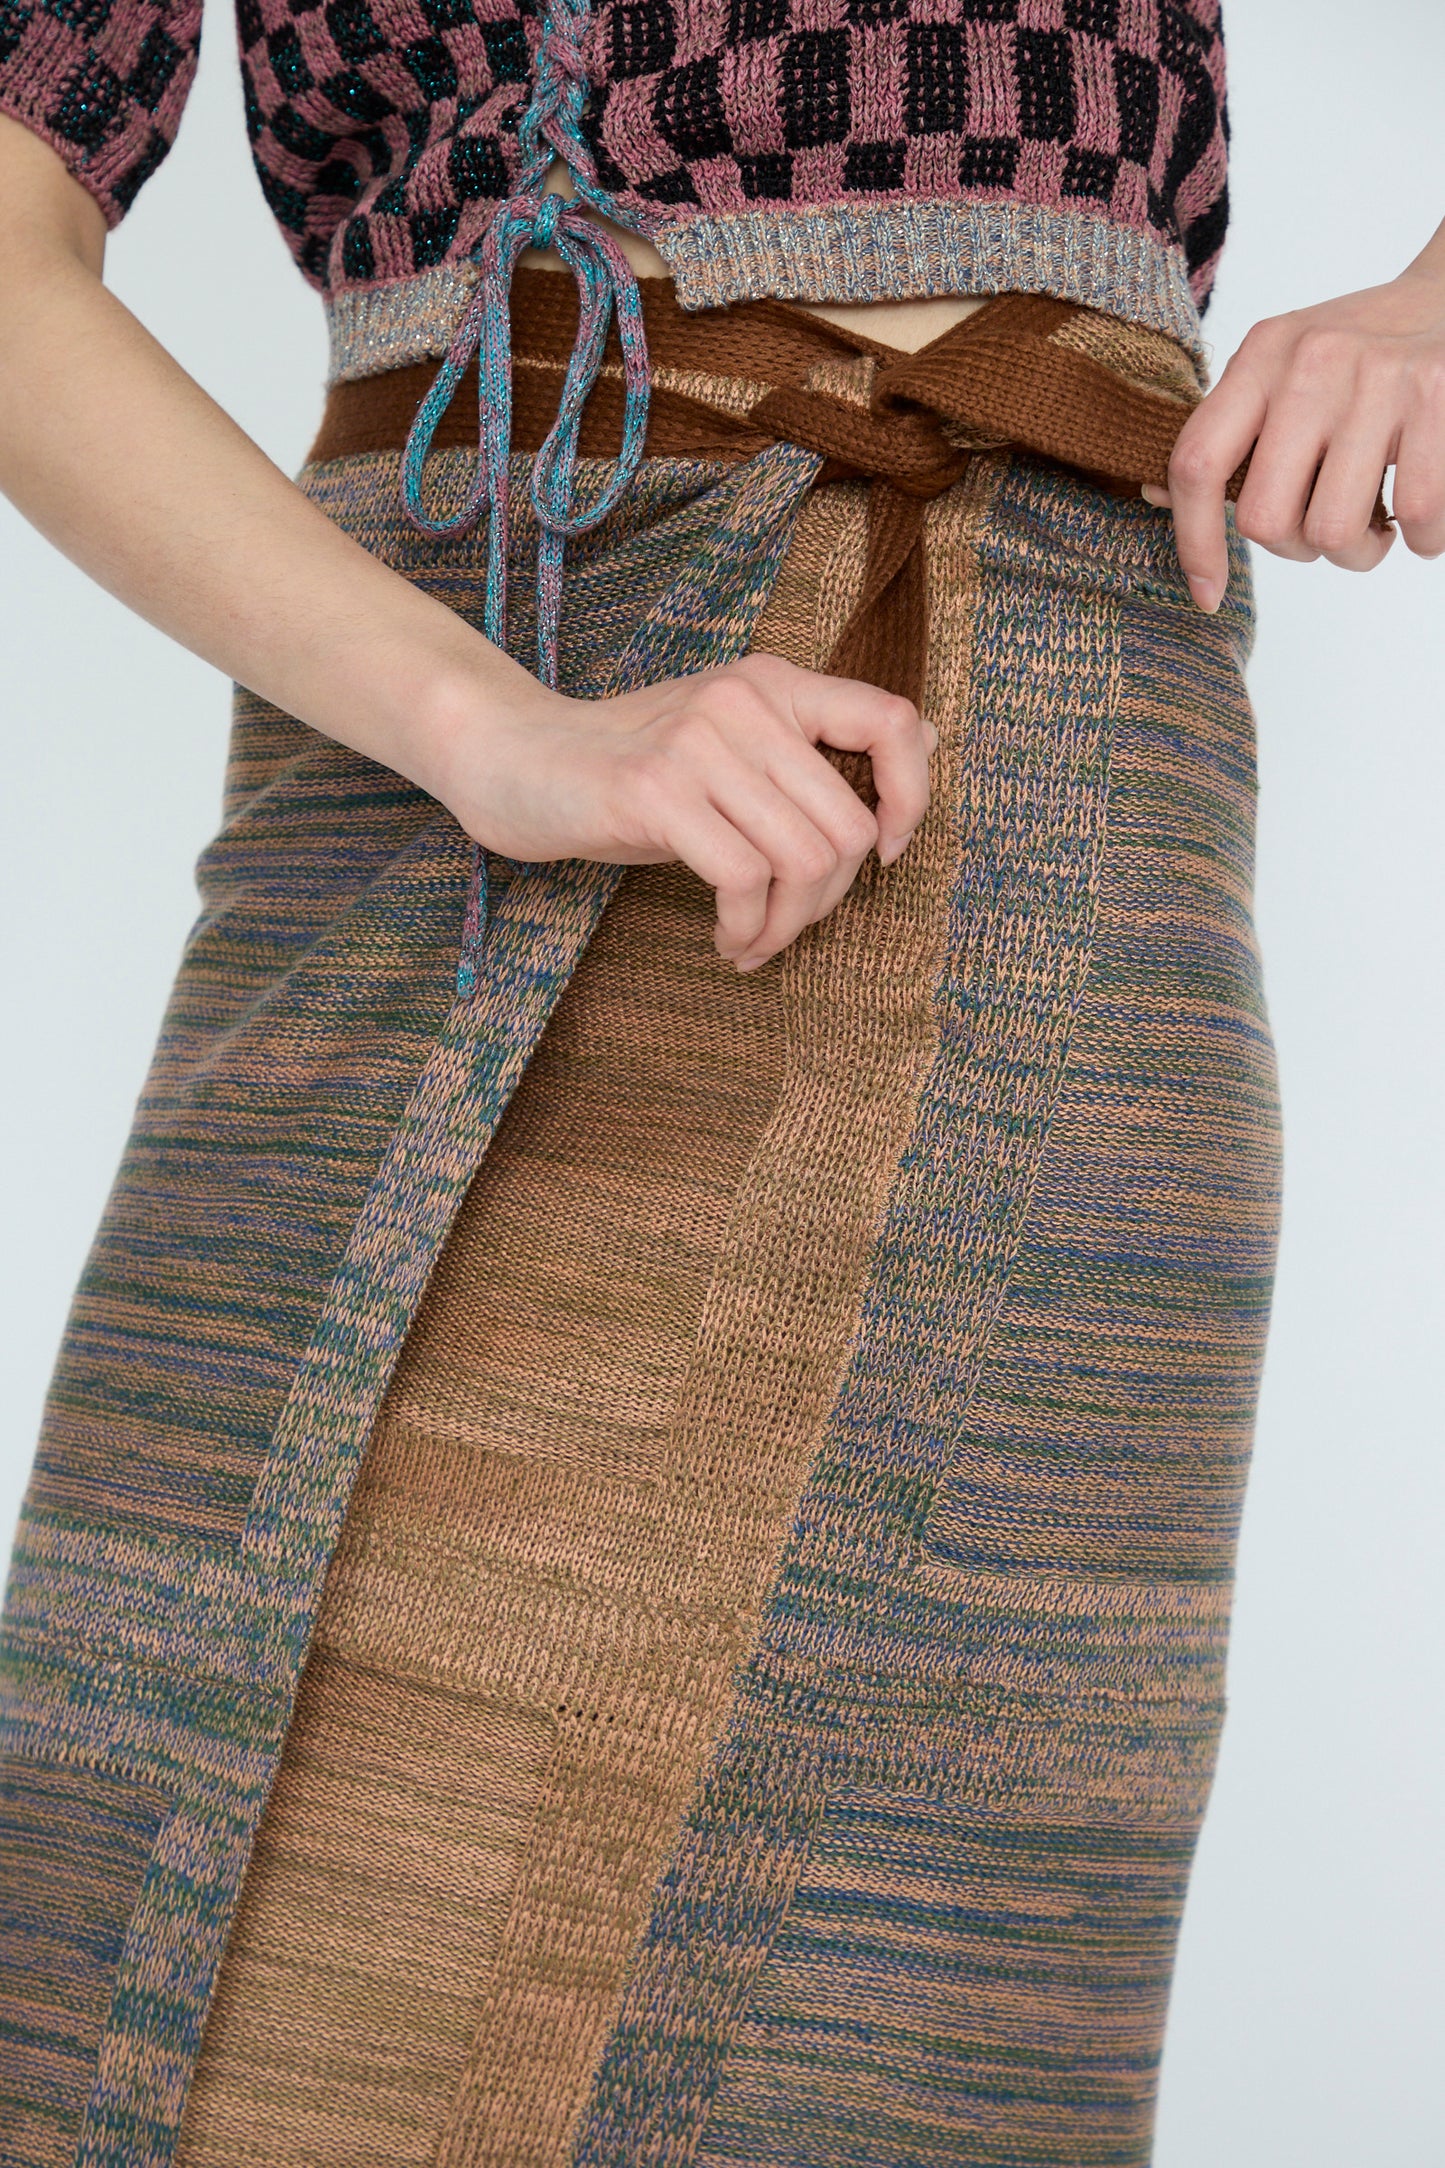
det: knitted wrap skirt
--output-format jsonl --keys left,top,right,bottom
{"left": 0, "top": 357, "right": 1281, "bottom": 2168}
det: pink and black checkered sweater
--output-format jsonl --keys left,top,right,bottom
{"left": 1, "top": 0, "right": 1226, "bottom": 375}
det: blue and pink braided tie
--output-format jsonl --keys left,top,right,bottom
{"left": 397, "top": 0, "right": 656, "bottom": 995}
{"left": 399, "top": 0, "right": 653, "bottom": 690}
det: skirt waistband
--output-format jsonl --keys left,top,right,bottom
{"left": 307, "top": 272, "right": 1372, "bottom": 708}
{"left": 310, "top": 273, "right": 1205, "bottom": 475}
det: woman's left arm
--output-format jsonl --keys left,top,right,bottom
{"left": 1147, "top": 218, "right": 1445, "bottom": 611}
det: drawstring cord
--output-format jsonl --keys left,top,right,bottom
{"left": 399, "top": 0, "right": 653, "bottom": 689}
{"left": 396, "top": 0, "right": 655, "bottom": 997}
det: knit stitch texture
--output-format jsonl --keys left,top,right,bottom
{"left": 0, "top": 315, "right": 1279, "bottom": 2159}
{"left": 0, "top": 0, "right": 1229, "bottom": 325}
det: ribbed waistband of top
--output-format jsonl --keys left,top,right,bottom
{"left": 320, "top": 204, "right": 1213, "bottom": 392}
{"left": 311, "top": 271, "right": 1233, "bottom": 711}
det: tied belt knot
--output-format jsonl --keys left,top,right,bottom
{"left": 315, "top": 271, "right": 1400, "bottom": 732}
{"left": 742, "top": 377, "right": 976, "bottom": 709}
{"left": 308, "top": 273, "right": 1396, "bottom": 994}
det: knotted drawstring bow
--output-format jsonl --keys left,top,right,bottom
{"left": 399, "top": 0, "right": 652, "bottom": 690}
{"left": 397, "top": 0, "right": 656, "bottom": 990}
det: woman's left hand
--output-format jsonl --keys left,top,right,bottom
{"left": 1147, "top": 219, "right": 1445, "bottom": 611}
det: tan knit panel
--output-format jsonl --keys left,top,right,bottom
{"left": 1048, "top": 309, "right": 1205, "bottom": 400}
{"left": 177, "top": 1657, "right": 554, "bottom": 2167}
{"left": 648, "top": 363, "right": 772, "bottom": 416}
{"left": 755, "top": 475, "right": 869, "bottom": 671}
{"left": 797, "top": 349, "right": 876, "bottom": 410}
{"left": 178, "top": 464, "right": 992, "bottom": 2168}
{"left": 374, "top": 852, "right": 792, "bottom": 1487}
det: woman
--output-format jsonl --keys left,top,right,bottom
{"left": 0, "top": 2, "right": 1441, "bottom": 2163}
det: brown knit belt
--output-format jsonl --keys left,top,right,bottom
{"left": 310, "top": 273, "right": 1383, "bottom": 709}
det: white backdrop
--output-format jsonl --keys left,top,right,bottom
{"left": 2, "top": 3, "right": 1442, "bottom": 2160}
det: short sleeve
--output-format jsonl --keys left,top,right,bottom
{"left": 0, "top": 0, "right": 203, "bottom": 226}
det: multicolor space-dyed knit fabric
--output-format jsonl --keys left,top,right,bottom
{"left": 0, "top": 0, "right": 1228, "bottom": 342}
{"left": 1, "top": 315, "right": 1278, "bottom": 2165}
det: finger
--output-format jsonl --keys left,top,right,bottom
{"left": 663, "top": 799, "right": 774, "bottom": 960}
{"left": 759, "top": 730, "right": 881, "bottom": 871}
{"left": 1300, "top": 411, "right": 1398, "bottom": 572}
{"left": 1392, "top": 403, "right": 1445, "bottom": 558}
{"left": 776, "top": 667, "right": 933, "bottom": 860}
{"left": 1232, "top": 387, "right": 1343, "bottom": 563}
{"left": 705, "top": 755, "right": 861, "bottom": 966}
{"left": 1167, "top": 359, "right": 1270, "bottom": 610}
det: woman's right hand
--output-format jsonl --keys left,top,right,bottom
{"left": 0, "top": 111, "right": 933, "bottom": 977}
{"left": 428, "top": 652, "right": 937, "bottom": 973}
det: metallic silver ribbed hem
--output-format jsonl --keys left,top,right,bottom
{"left": 323, "top": 198, "right": 1204, "bottom": 385}
{"left": 655, "top": 201, "right": 1205, "bottom": 359}
{"left": 326, "top": 261, "right": 482, "bottom": 385}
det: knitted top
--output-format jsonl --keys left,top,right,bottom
{"left": 1, "top": 0, "right": 1227, "bottom": 357}
{"left": 1, "top": 0, "right": 1228, "bottom": 684}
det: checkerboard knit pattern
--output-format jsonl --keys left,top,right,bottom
{"left": 0, "top": 0, "right": 1228, "bottom": 325}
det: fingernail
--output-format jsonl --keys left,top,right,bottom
{"left": 1141, "top": 483, "right": 1171, "bottom": 509}
{"left": 736, "top": 955, "right": 765, "bottom": 974}
{"left": 923, "top": 719, "right": 939, "bottom": 752}
{"left": 879, "top": 828, "right": 916, "bottom": 867}
{"left": 1188, "top": 576, "right": 1222, "bottom": 613}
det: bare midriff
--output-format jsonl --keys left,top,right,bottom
{"left": 521, "top": 164, "right": 990, "bottom": 354}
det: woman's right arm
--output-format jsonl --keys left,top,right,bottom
{"left": 0, "top": 113, "right": 933, "bottom": 972}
